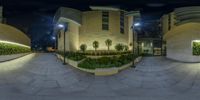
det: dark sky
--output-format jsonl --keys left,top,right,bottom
{"left": 2, "top": 0, "right": 200, "bottom": 50}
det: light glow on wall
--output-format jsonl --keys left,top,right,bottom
{"left": 0, "top": 40, "right": 30, "bottom": 48}
{"left": 192, "top": 40, "right": 200, "bottom": 48}
{"left": 192, "top": 40, "right": 200, "bottom": 43}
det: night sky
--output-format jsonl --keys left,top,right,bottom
{"left": 2, "top": 0, "right": 200, "bottom": 50}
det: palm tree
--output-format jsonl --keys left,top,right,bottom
{"left": 105, "top": 39, "right": 112, "bottom": 51}
{"left": 93, "top": 41, "right": 99, "bottom": 51}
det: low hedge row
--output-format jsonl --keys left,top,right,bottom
{"left": 57, "top": 51, "right": 132, "bottom": 56}
{"left": 78, "top": 54, "right": 137, "bottom": 69}
{"left": 79, "top": 51, "right": 132, "bottom": 56}
{"left": 56, "top": 51, "right": 86, "bottom": 61}
{"left": 0, "top": 43, "right": 31, "bottom": 55}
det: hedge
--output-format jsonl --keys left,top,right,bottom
{"left": 78, "top": 54, "right": 137, "bottom": 70}
{"left": 0, "top": 42, "right": 31, "bottom": 55}
{"left": 193, "top": 42, "right": 200, "bottom": 56}
{"left": 56, "top": 51, "right": 86, "bottom": 61}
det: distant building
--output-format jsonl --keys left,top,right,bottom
{"left": 54, "top": 6, "right": 140, "bottom": 51}
{"left": 161, "top": 6, "right": 200, "bottom": 62}
{"left": 136, "top": 20, "right": 162, "bottom": 56}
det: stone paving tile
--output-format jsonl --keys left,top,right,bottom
{"left": 0, "top": 54, "right": 200, "bottom": 99}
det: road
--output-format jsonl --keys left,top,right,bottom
{"left": 0, "top": 53, "right": 200, "bottom": 100}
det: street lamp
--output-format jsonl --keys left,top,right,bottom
{"left": 131, "top": 22, "right": 141, "bottom": 68}
{"left": 57, "top": 23, "right": 68, "bottom": 65}
{"left": 52, "top": 36, "right": 56, "bottom": 40}
{"left": 134, "top": 22, "right": 141, "bottom": 27}
{"left": 134, "top": 22, "right": 141, "bottom": 56}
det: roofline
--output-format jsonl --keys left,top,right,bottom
{"left": 90, "top": 6, "right": 121, "bottom": 11}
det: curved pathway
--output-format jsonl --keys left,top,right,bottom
{"left": 0, "top": 53, "right": 200, "bottom": 100}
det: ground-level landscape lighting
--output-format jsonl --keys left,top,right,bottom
{"left": 0, "top": 40, "right": 30, "bottom": 48}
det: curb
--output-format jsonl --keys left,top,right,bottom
{"left": 0, "top": 53, "right": 32, "bottom": 63}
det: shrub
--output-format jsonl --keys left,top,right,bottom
{"left": 124, "top": 45, "right": 129, "bottom": 51}
{"left": 193, "top": 42, "right": 200, "bottom": 55}
{"left": 93, "top": 41, "right": 99, "bottom": 51}
{"left": 115, "top": 43, "right": 124, "bottom": 52}
{"left": 56, "top": 51, "right": 86, "bottom": 61}
{"left": 0, "top": 43, "right": 31, "bottom": 55}
{"left": 80, "top": 44, "right": 87, "bottom": 52}
{"left": 78, "top": 54, "right": 137, "bottom": 69}
{"left": 78, "top": 51, "right": 132, "bottom": 56}
{"left": 67, "top": 52, "right": 86, "bottom": 61}
{"left": 105, "top": 39, "right": 112, "bottom": 51}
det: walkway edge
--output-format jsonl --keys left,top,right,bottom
{"left": 0, "top": 53, "right": 32, "bottom": 63}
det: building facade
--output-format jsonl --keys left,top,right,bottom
{"left": 54, "top": 6, "right": 140, "bottom": 51}
{"left": 0, "top": 23, "right": 31, "bottom": 47}
{"left": 161, "top": 6, "right": 200, "bottom": 62}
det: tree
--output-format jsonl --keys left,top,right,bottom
{"left": 115, "top": 43, "right": 124, "bottom": 52}
{"left": 80, "top": 44, "right": 87, "bottom": 52}
{"left": 93, "top": 41, "right": 99, "bottom": 51}
{"left": 105, "top": 39, "right": 112, "bottom": 51}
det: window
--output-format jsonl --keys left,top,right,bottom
{"left": 120, "top": 11, "right": 125, "bottom": 34}
{"left": 102, "top": 11, "right": 109, "bottom": 30}
{"left": 168, "top": 15, "right": 171, "bottom": 30}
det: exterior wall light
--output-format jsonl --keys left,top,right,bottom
{"left": 134, "top": 22, "right": 141, "bottom": 27}
{"left": 58, "top": 24, "right": 64, "bottom": 28}
{"left": 52, "top": 36, "right": 56, "bottom": 40}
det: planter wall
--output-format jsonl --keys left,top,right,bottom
{"left": 56, "top": 54, "right": 142, "bottom": 76}
{"left": 0, "top": 53, "right": 31, "bottom": 62}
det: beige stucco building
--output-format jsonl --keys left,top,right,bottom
{"left": 161, "top": 6, "right": 200, "bottom": 62}
{"left": 0, "top": 23, "right": 31, "bottom": 47}
{"left": 54, "top": 6, "right": 140, "bottom": 51}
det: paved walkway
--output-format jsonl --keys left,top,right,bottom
{"left": 0, "top": 53, "right": 200, "bottom": 100}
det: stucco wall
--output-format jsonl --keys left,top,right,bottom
{"left": 79, "top": 11, "right": 131, "bottom": 50}
{"left": 0, "top": 24, "right": 30, "bottom": 46}
{"left": 164, "top": 23, "right": 200, "bottom": 62}
{"left": 54, "top": 7, "right": 82, "bottom": 25}
{"left": 57, "top": 22, "right": 79, "bottom": 51}
{"left": 56, "top": 8, "right": 134, "bottom": 51}
{"left": 68, "top": 22, "right": 79, "bottom": 51}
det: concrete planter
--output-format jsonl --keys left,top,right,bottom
{"left": 56, "top": 54, "right": 142, "bottom": 76}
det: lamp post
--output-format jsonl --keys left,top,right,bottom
{"left": 134, "top": 22, "right": 140, "bottom": 56}
{"left": 58, "top": 23, "right": 68, "bottom": 65}
{"left": 132, "top": 22, "right": 141, "bottom": 68}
